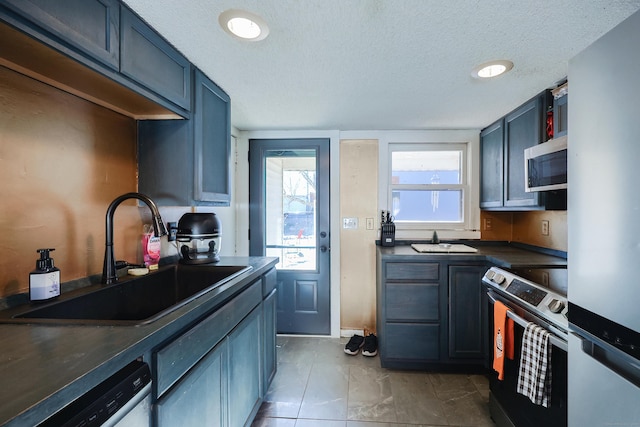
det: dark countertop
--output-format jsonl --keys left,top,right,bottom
{"left": 377, "top": 242, "right": 567, "bottom": 268}
{"left": 0, "top": 256, "right": 278, "bottom": 427}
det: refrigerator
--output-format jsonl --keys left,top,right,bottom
{"left": 568, "top": 8, "right": 640, "bottom": 426}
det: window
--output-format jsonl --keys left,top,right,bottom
{"left": 389, "top": 143, "right": 469, "bottom": 230}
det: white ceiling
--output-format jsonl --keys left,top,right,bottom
{"left": 122, "top": 0, "right": 640, "bottom": 131}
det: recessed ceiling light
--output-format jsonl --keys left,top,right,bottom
{"left": 471, "top": 60, "right": 514, "bottom": 79}
{"left": 219, "top": 9, "right": 269, "bottom": 41}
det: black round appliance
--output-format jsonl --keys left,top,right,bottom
{"left": 176, "top": 213, "right": 221, "bottom": 264}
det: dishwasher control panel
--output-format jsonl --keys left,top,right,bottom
{"left": 38, "top": 359, "right": 151, "bottom": 427}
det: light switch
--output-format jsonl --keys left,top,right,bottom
{"left": 343, "top": 217, "right": 358, "bottom": 229}
{"left": 366, "top": 218, "right": 374, "bottom": 230}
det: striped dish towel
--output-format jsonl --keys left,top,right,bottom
{"left": 516, "top": 322, "right": 552, "bottom": 407}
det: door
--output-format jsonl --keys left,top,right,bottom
{"left": 249, "top": 138, "right": 330, "bottom": 335}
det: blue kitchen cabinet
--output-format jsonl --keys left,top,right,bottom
{"left": 2, "top": 0, "right": 120, "bottom": 69}
{"left": 0, "top": 1, "right": 190, "bottom": 117}
{"left": 377, "top": 260, "right": 444, "bottom": 369}
{"left": 448, "top": 264, "right": 487, "bottom": 361}
{"left": 262, "top": 269, "right": 278, "bottom": 394}
{"left": 154, "top": 271, "right": 276, "bottom": 427}
{"left": 120, "top": 5, "right": 191, "bottom": 111}
{"left": 503, "top": 96, "right": 545, "bottom": 208}
{"left": 228, "top": 305, "right": 263, "bottom": 427}
{"left": 377, "top": 251, "right": 488, "bottom": 370}
{"left": 156, "top": 339, "right": 227, "bottom": 426}
{"left": 480, "top": 90, "right": 565, "bottom": 210}
{"left": 553, "top": 89, "right": 568, "bottom": 137}
{"left": 138, "top": 68, "right": 231, "bottom": 206}
{"left": 479, "top": 120, "right": 504, "bottom": 209}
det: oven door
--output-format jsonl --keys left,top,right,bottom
{"left": 487, "top": 290, "right": 567, "bottom": 427}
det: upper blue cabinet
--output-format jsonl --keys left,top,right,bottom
{"left": 120, "top": 6, "right": 191, "bottom": 111}
{"left": 2, "top": 0, "right": 120, "bottom": 70}
{"left": 0, "top": 0, "right": 190, "bottom": 118}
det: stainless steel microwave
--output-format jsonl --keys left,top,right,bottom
{"left": 524, "top": 135, "right": 568, "bottom": 192}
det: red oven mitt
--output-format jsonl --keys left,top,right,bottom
{"left": 493, "top": 300, "right": 515, "bottom": 380}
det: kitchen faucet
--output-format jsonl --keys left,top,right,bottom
{"left": 102, "top": 192, "right": 168, "bottom": 285}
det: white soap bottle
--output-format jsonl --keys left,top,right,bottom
{"left": 29, "top": 248, "right": 60, "bottom": 301}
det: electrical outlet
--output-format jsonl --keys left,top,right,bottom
{"left": 541, "top": 220, "right": 549, "bottom": 236}
{"left": 483, "top": 218, "right": 492, "bottom": 231}
{"left": 167, "top": 222, "right": 177, "bottom": 241}
{"left": 366, "top": 218, "right": 374, "bottom": 230}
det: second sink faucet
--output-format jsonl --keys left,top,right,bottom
{"left": 102, "top": 192, "right": 168, "bottom": 285}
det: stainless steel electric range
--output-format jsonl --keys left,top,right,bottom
{"left": 482, "top": 266, "right": 568, "bottom": 427}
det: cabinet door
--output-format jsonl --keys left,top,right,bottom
{"left": 554, "top": 94, "right": 568, "bottom": 137}
{"left": 480, "top": 119, "right": 505, "bottom": 208}
{"left": 193, "top": 69, "right": 231, "bottom": 206}
{"left": 138, "top": 119, "right": 192, "bottom": 206}
{"left": 120, "top": 5, "right": 191, "bottom": 110}
{"left": 156, "top": 339, "right": 227, "bottom": 427}
{"left": 3, "top": 0, "right": 119, "bottom": 69}
{"left": 228, "top": 306, "right": 262, "bottom": 427}
{"left": 504, "top": 97, "right": 542, "bottom": 208}
{"left": 448, "top": 265, "right": 486, "bottom": 359}
{"left": 262, "top": 288, "right": 277, "bottom": 394}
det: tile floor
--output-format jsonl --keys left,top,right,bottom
{"left": 252, "top": 336, "right": 496, "bottom": 427}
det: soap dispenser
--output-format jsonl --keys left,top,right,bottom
{"left": 29, "top": 248, "right": 60, "bottom": 301}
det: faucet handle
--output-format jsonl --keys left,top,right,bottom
{"left": 152, "top": 215, "right": 168, "bottom": 237}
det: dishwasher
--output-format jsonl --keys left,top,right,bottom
{"left": 38, "top": 359, "right": 152, "bottom": 427}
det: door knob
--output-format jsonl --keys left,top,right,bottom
{"left": 320, "top": 231, "right": 327, "bottom": 238}
{"left": 320, "top": 245, "right": 329, "bottom": 252}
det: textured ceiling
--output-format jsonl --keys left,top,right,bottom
{"left": 122, "top": 0, "right": 640, "bottom": 131}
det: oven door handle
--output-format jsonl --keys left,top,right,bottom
{"left": 488, "top": 291, "right": 568, "bottom": 352}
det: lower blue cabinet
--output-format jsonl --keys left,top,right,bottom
{"left": 262, "top": 288, "right": 277, "bottom": 394}
{"left": 228, "top": 306, "right": 262, "bottom": 427}
{"left": 154, "top": 274, "right": 276, "bottom": 427}
{"left": 156, "top": 339, "right": 226, "bottom": 426}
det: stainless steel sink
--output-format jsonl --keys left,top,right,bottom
{"left": 0, "top": 264, "right": 252, "bottom": 326}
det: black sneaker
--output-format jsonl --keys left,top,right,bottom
{"left": 362, "top": 334, "right": 378, "bottom": 357}
{"left": 344, "top": 335, "right": 365, "bottom": 355}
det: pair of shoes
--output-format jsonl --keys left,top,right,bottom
{"left": 344, "top": 333, "right": 378, "bottom": 356}
{"left": 344, "top": 334, "right": 364, "bottom": 355}
{"left": 362, "top": 334, "right": 378, "bottom": 357}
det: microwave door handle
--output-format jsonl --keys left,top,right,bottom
{"left": 487, "top": 292, "right": 568, "bottom": 352}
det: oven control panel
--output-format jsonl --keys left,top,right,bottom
{"left": 482, "top": 266, "right": 568, "bottom": 331}
{"left": 507, "top": 279, "right": 547, "bottom": 306}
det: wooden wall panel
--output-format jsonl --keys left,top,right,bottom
{"left": 0, "top": 66, "right": 141, "bottom": 298}
{"left": 480, "top": 210, "right": 567, "bottom": 252}
{"left": 339, "top": 140, "right": 378, "bottom": 333}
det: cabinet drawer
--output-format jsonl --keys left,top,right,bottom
{"left": 386, "top": 282, "right": 439, "bottom": 321}
{"left": 262, "top": 267, "right": 276, "bottom": 297}
{"left": 385, "top": 262, "right": 439, "bottom": 280}
{"left": 384, "top": 323, "right": 440, "bottom": 360}
{"left": 155, "top": 279, "right": 261, "bottom": 397}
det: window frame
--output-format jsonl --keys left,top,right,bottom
{"left": 388, "top": 142, "right": 471, "bottom": 231}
